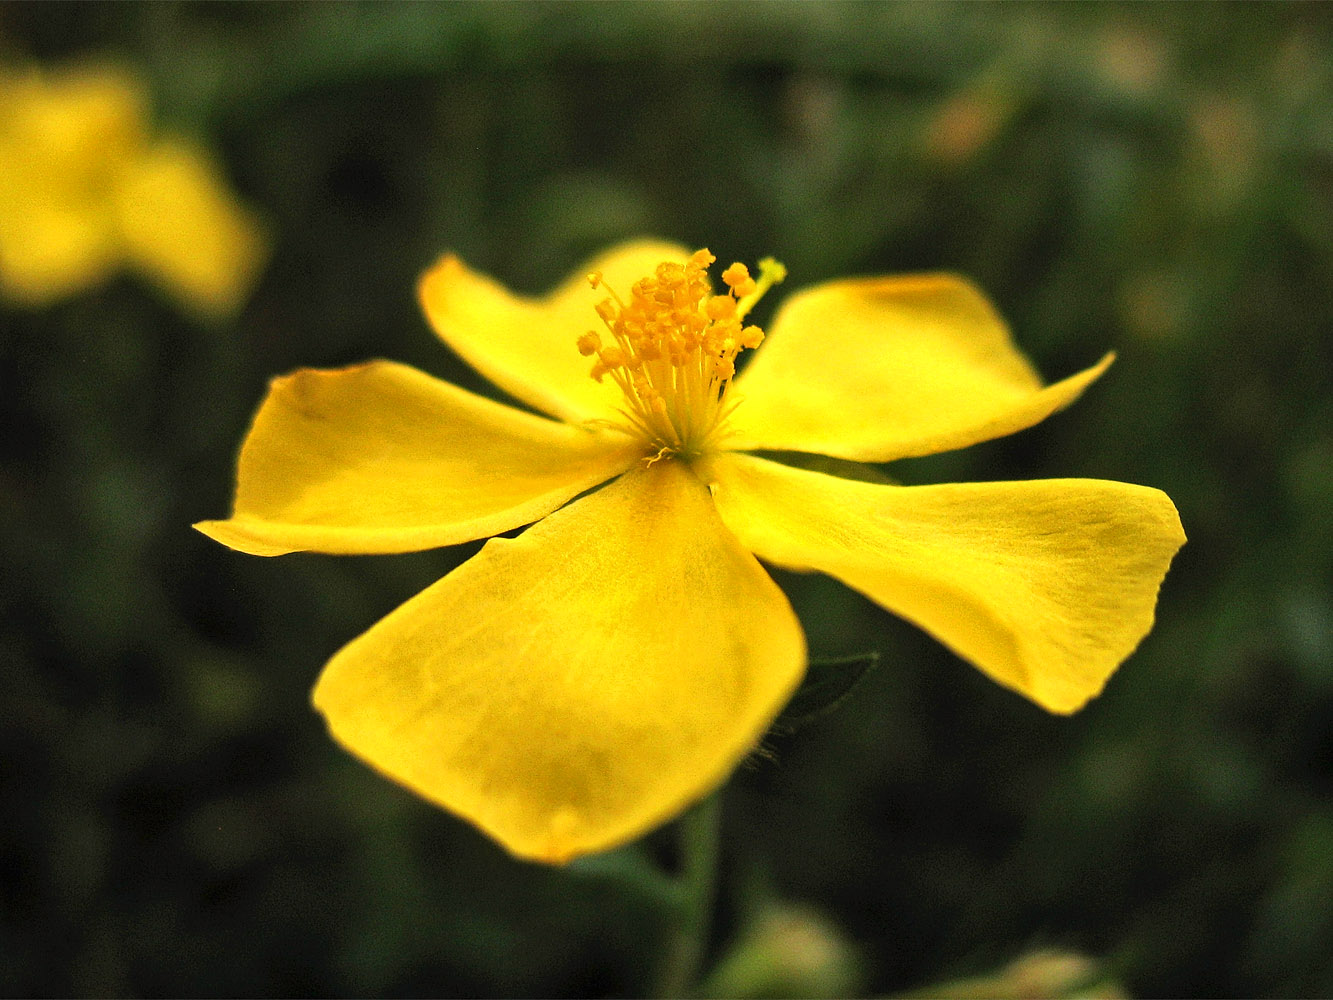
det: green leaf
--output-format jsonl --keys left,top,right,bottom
{"left": 565, "top": 842, "right": 681, "bottom": 911}
{"left": 775, "top": 652, "right": 879, "bottom": 733}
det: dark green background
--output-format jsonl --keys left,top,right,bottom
{"left": 3, "top": 3, "right": 1331, "bottom": 997}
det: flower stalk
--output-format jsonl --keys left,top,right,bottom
{"left": 655, "top": 793, "right": 722, "bottom": 999}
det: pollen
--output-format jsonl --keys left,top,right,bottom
{"left": 579, "top": 249, "right": 785, "bottom": 459}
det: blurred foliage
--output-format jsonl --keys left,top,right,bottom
{"left": 2, "top": 2, "right": 1332, "bottom": 997}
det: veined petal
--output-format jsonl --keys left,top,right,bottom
{"left": 725, "top": 273, "right": 1112, "bottom": 462}
{"left": 418, "top": 239, "right": 691, "bottom": 424}
{"left": 703, "top": 453, "right": 1184, "bottom": 714}
{"left": 114, "top": 138, "right": 269, "bottom": 318}
{"left": 312, "top": 459, "right": 806, "bottom": 863}
{"left": 195, "top": 360, "right": 638, "bottom": 556}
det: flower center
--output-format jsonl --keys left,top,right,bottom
{"left": 578, "top": 248, "right": 785, "bottom": 460}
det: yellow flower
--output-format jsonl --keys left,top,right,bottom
{"left": 195, "top": 241, "right": 1185, "bottom": 863}
{"left": 0, "top": 62, "right": 267, "bottom": 317}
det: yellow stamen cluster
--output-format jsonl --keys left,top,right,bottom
{"left": 579, "top": 249, "right": 784, "bottom": 459}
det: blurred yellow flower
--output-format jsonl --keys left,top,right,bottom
{"left": 196, "top": 241, "right": 1184, "bottom": 863}
{"left": 0, "top": 62, "right": 267, "bottom": 317}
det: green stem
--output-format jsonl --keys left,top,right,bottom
{"left": 654, "top": 793, "right": 722, "bottom": 998}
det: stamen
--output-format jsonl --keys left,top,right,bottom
{"left": 736, "top": 257, "right": 787, "bottom": 320}
{"left": 579, "top": 249, "right": 784, "bottom": 459}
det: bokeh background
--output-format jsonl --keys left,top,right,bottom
{"left": 4, "top": 3, "right": 1332, "bottom": 997}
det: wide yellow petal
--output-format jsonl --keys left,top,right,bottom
{"left": 0, "top": 64, "right": 144, "bottom": 304}
{"left": 0, "top": 63, "right": 146, "bottom": 184}
{"left": 703, "top": 453, "right": 1184, "bottom": 714}
{"left": 115, "top": 138, "right": 269, "bottom": 318}
{"left": 312, "top": 459, "right": 806, "bottom": 863}
{"left": 0, "top": 198, "right": 121, "bottom": 306}
{"left": 725, "top": 273, "right": 1113, "bottom": 461}
{"left": 195, "top": 360, "right": 639, "bottom": 556}
{"left": 418, "top": 239, "right": 691, "bottom": 424}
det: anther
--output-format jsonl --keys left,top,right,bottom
{"left": 721, "top": 263, "right": 754, "bottom": 295}
{"left": 706, "top": 295, "right": 736, "bottom": 320}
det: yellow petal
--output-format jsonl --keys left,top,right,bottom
{"left": 0, "top": 64, "right": 144, "bottom": 304}
{"left": 0, "top": 198, "right": 120, "bottom": 305}
{"left": 703, "top": 453, "right": 1184, "bottom": 714}
{"left": 0, "top": 63, "right": 146, "bottom": 182}
{"left": 312, "top": 459, "right": 806, "bottom": 863}
{"left": 726, "top": 273, "right": 1113, "bottom": 461}
{"left": 418, "top": 239, "right": 691, "bottom": 423}
{"left": 195, "top": 360, "right": 638, "bottom": 556}
{"left": 114, "top": 138, "right": 268, "bottom": 318}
